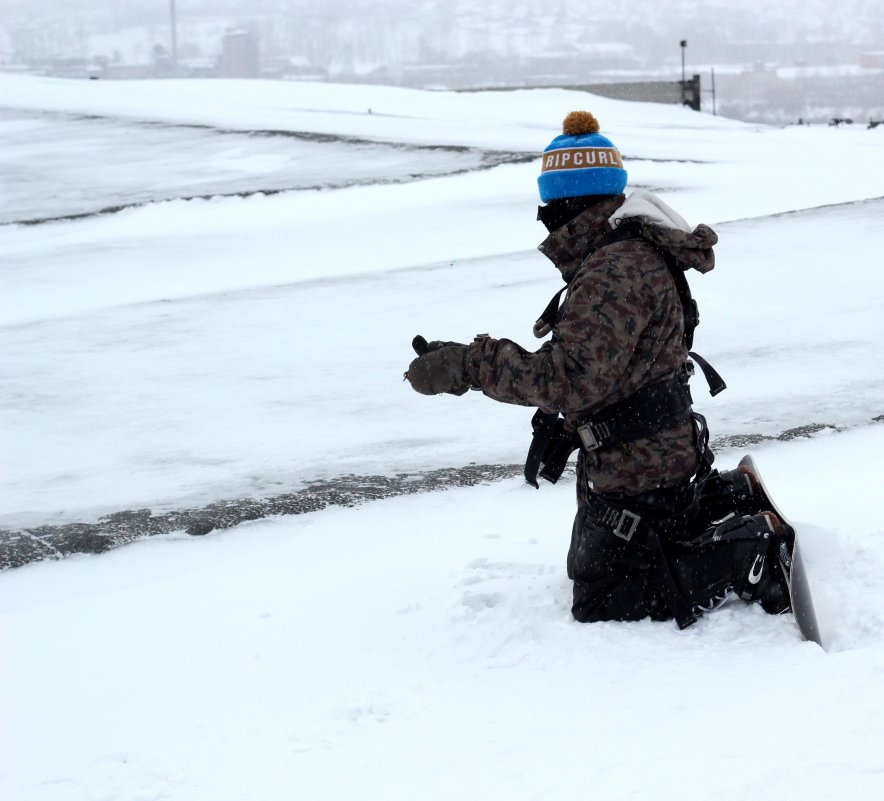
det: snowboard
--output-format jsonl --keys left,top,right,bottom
{"left": 738, "top": 454, "right": 824, "bottom": 649}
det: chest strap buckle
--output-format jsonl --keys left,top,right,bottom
{"left": 577, "top": 422, "right": 607, "bottom": 452}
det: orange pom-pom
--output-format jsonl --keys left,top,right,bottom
{"left": 562, "top": 111, "right": 600, "bottom": 136}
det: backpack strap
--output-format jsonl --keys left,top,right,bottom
{"left": 595, "top": 221, "right": 726, "bottom": 397}
{"left": 533, "top": 285, "right": 568, "bottom": 339}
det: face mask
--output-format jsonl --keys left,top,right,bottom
{"left": 537, "top": 202, "right": 575, "bottom": 232}
{"left": 537, "top": 194, "right": 618, "bottom": 233}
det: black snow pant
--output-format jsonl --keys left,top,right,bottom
{"left": 569, "top": 504, "right": 670, "bottom": 623}
{"left": 568, "top": 484, "right": 741, "bottom": 625}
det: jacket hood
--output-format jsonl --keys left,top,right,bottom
{"left": 538, "top": 189, "right": 717, "bottom": 279}
{"left": 609, "top": 189, "right": 718, "bottom": 274}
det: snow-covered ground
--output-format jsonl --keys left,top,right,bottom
{"left": 2, "top": 75, "right": 883, "bottom": 527}
{"left": 2, "top": 428, "right": 883, "bottom": 801}
{"left": 1, "top": 74, "right": 884, "bottom": 800}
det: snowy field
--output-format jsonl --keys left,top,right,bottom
{"left": 1, "top": 74, "right": 884, "bottom": 800}
{"left": 2, "top": 75, "right": 884, "bottom": 528}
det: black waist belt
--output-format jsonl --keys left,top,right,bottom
{"left": 524, "top": 376, "right": 693, "bottom": 487}
{"left": 575, "top": 376, "right": 692, "bottom": 452}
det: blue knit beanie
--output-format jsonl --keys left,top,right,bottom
{"left": 537, "top": 111, "right": 628, "bottom": 202}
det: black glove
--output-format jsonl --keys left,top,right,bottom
{"left": 405, "top": 336, "right": 471, "bottom": 396}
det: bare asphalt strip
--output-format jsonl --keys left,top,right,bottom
{"left": 2, "top": 420, "right": 877, "bottom": 571}
{"left": 0, "top": 463, "right": 525, "bottom": 571}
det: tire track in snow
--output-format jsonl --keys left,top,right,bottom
{"left": 1, "top": 108, "right": 536, "bottom": 227}
{"left": 6, "top": 151, "right": 533, "bottom": 228}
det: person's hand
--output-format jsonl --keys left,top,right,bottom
{"left": 405, "top": 336, "right": 470, "bottom": 396}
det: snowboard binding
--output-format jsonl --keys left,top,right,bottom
{"left": 690, "top": 510, "right": 793, "bottom": 615}
{"left": 696, "top": 464, "right": 767, "bottom": 524}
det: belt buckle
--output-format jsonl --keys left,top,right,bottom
{"left": 577, "top": 424, "right": 600, "bottom": 451}
{"left": 613, "top": 509, "right": 641, "bottom": 541}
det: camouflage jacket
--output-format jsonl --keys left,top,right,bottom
{"left": 465, "top": 191, "right": 718, "bottom": 500}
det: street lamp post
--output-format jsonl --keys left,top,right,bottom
{"left": 170, "top": 0, "right": 178, "bottom": 72}
{"left": 680, "top": 39, "right": 687, "bottom": 102}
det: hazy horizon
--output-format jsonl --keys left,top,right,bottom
{"left": 1, "top": 1, "right": 882, "bottom": 123}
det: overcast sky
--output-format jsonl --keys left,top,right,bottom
{"left": 2, "top": 0, "right": 881, "bottom": 74}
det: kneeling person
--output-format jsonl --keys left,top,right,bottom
{"left": 405, "top": 111, "right": 790, "bottom": 627}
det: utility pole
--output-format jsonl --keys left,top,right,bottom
{"left": 711, "top": 67, "right": 717, "bottom": 115}
{"left": 170, "top": 0, "right": 178, "bottom": 72}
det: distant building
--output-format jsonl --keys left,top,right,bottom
{"left": 458, "top": 77, "right": 703, "bottom": 112}
{"left": 859, "top": 52, "right": 884, "bottom": 69}
{"left": 262, "top": 55, "right": 321, "bottom": 80}
{"left": 576, "top": 77, "right": 702, "bottom": 110}
{"left": 220, "top": 30, "right": 259, "bottom": 78}
{"left": 100, "top": 63, "right": 155, "bottom": 80}
{"left": 401, "top": 63, "right": 460, "bottom": 88}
